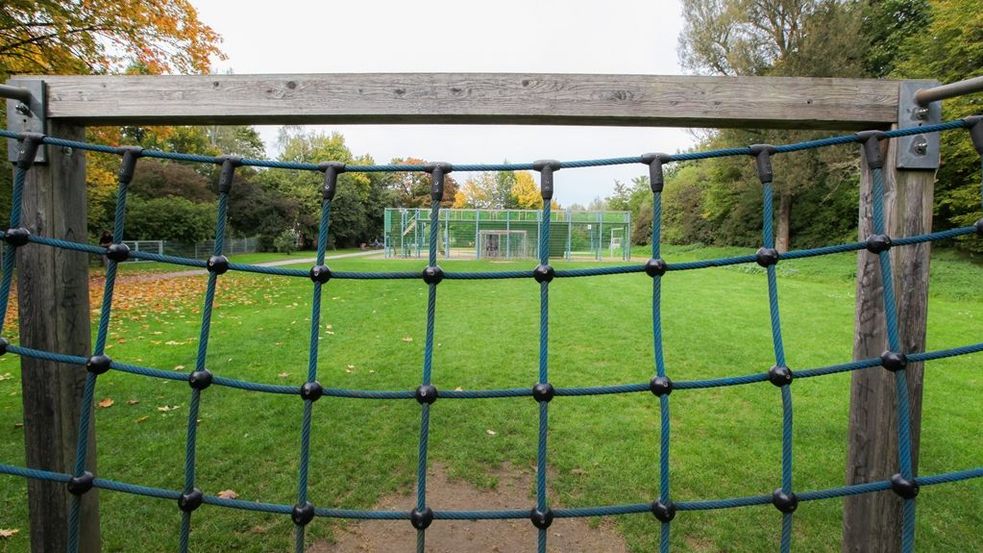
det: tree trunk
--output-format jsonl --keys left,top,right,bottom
{"left": 775, "top": 191, "right": 791, "bottom": 252}
{"left": 19, "top": 122, "right": 100, "bottom": 553}
{"left": 842, "top": 132, "right": 933, "bottom": 553}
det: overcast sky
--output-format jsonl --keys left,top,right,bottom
{"left": 193, "top": 0, "right": 693, "bottom": 206}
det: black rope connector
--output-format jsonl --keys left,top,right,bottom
{"left": 533, "top": 264, "right": 555, "bottom": 283}
{"left": 207, "top": 255, "right": 229, "bottom": 275}
{"left": 640, "top": 153, "right": 672, "bottom": 193}
{"left": 410, "top": 506, "right": 434, "bottom": 530}
{"left": 0, "top": 337, "right": 8, "bottom": 355}
{"left": 86, "top": 354, "right": 112, "bottom": 375}
{"left": 755, "top": 247, "right": 779, "bottom": 267}
{"left": 748, "top": 144, "right": 776, "bottom": 184}
{"left": 15, "top": 132, "right": 44, "bottom": 170}
{"left": 318, "top": 162, "right": 346, "bottom": 201}
{"left": 292, "top": 501, "right": 316, "bottom": 526}
{"left": 188, "top": 369, "right": 213, "bottom": 390}
{"left": 865, "top": 234, "right": 892, "bottom": 254}
{"left": 310, "top": 264, "right": 332, "bottom": 284}
{"left": 415, "top": 384, "right": 438, "bottom": 405}
{"left": 533, "top": 160, "right": 561, "bottom": 200}
{"left": 771, "top": 489, "right": 798, "bottom": 513}
{"left": 422, "top": 265, "right": 444, "bottom": 285}
{"left": 178, "top": 488, "right": 204, "bottom": 512}
{"left": 975, "top": 218, "right": 983, "bottom": 237}
{"left": 300, "top": 381, "right": 323, "bottom": 402}
{"left": 3, "top": 227, "right": 30, "bottom": 248}
{"left": 768, "top": 365, "right": 793, "bottom": 387}
{"left": 117, "top": 146, "right": 144, "bottom": 184}
{"left": 215, "top": 156, "right": 242, "bottom": 194}
{"left": 650, "top": 499, "right": 676, "bottom": 522}
{"left": 965, "top": 115, "right": 983, "bottom": 156}
{"left": 890, "top": 473, "right": 919, "bottom": 499}
{"left": 645, "top": 258, "right": 668, "bottom": 277}
{"left": 649, "top": 376, "right": 672, "bottom": 397}
{"left": 856, "top": 130, "right": 887, "bottom": 170}
{"left": 106, "top": 243, "right": 130, "bottom": 262}
{"left": 530, "top": 507, "right": 554, "bottom": 529}
{"left": 532, "top": 382, "right": 555, "bottom": 403}
{"left": 67, "top": 471, "right": 95, "bottom": 496}
{"left": 425, "top": 163, "right": 453, "bottom": 203}
{"left": 880, "top": 351, "right": 908, "bottom": 372}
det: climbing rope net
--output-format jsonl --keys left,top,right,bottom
{"left": 1, "top": 118, "right": 982, "bottom": 553}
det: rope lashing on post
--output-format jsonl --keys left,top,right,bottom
{"left": 0, "top": 116, "right": 982, "bottom": 553}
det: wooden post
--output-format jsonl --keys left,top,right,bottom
{"left": 17, "top": 121, "right": 100, "bottom": 552}
{"left": 842, "top": 131, "right": 935, "bottom": 552}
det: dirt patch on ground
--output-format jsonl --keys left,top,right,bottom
{"left": 310, "top": 464, "right": 628, "bottom": 553}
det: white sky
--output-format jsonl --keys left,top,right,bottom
{"left": 193, "top": 0, "right": 694, "bottom": 206}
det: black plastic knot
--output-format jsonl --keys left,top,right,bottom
{"left": 215, "top": 155, "right": 242, "bottom": 194}
{"left": 965, "top": 115, "right": 983, "bottom": 155}
{"left": 207, "top": 255, "right": 229, "bottom": 274}
{"left": 641, "top": 153, "right": 671, "bottom": 192}
{"left": 425, "top": 162, "right": 452, "bottom": 202}
{"left": 771, "top": 489, "right": 798, "bottom": 513}
{"left": 532, "top": 382, "right": 555, "bottom": 403}
{"left": 410, "top": 506, "right": 434, "bottom": 530}
{"left": 318, "top": 162, "right": 346, "bottom": 201}
{"left": 645, "top": 258, "right": 668, "bottom": 277}
{"left": 532, "top": 160, "right": 561, "bottom": 200}
{"left": 0, "top": 337, "right": 8, "bottom": 355}
{"left": 650, "top": 499, "right": 676, "bottom": 522}
{"left": 86, "top": 354, "right": 112, "bottom": 375}
{"left": 530, "top": 507, "right": 554, "bottom": 529}
{"left": 178, "top": 488, "right": 204, "bottom": 512}
{"left": 422, "top": 266, "right": 444, "bottom": 285}
{"left": 856, "top": 130, "right": 887, "bottom": 170}
{"left": 15, "top": 133, "right": 44, "bottom": 170}
{"left": 189, "top": 369, "right": 213, "bottom": 390}
{"left": 292, "top": 501, "right": 316, "bottom": 526}
{"left": 415, "top": 384, "right": 438, "bottom": 405}
{"left": 975, "top": 218, "right": 983, "bottom": 237}
{"left": 3, "top": 227, "right": 30, "bottom": 248}
{"left": 890, "top": 473, "right": 919, "bottom": 499}
{"left": 67, "top": 471, "right": 95, "bottom": 496}
{"left": 880, "top": 351, "right": 908, "bottom": 372}
{"left": 748, "top": 144, "right": 776, "bottom": 184}
{"left": 106, "top": 243, "right": 130, "bottom": 262}
{"left": 117, "top": 146, "right": 144, "bottom": 184}
{"left": 866, "top": 234, "right": 892, "bottom": 254}
{"left": 533, "top": 264, "right": 554, "bottom": 283}
{"left": 649, "top": 376, "right": 672, "bottom": 397}
{"left": 301, "top": 381, "right": 323, "bottom": 402}
{"left": 767, "top": 365, "right": 793, "bottom": 387}
{"left": 310, "top": 265, "right": 331, "bottom": 284}
{"left": 755, "top": 247, "right": 779, "bottom": 267}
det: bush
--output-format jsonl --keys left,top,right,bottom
{"left": 273, "top": 229, "right": 298, "bottom": 253}
{"left": 124, "top": 195, "right": 216, "bottom": 243}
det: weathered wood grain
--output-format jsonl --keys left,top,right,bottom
{"left": 21, "top": 73, "right": 899, "bottom": 130}
{"left": 843, "top": 133, "right": 933, "bottom": 553}
{"left": 17, "top": 122, "right": 99, "bottom": 553}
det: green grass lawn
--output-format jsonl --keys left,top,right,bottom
{"left": 92, "top": 249, "right": 369, "bottom": 276}
{"left": 1, "top": 244, "right": 980, "bottom": 552}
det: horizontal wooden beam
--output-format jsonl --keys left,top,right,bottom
{"left": 19, "top": 73, "right": 899, "bottom": 130}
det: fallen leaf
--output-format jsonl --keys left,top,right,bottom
{"left": 0, "top": 372, "right": 12, "bottom": 382}
{"left": 13, "top": 423, "right": 23, "bottom": 429}
{"left": 157, "top": 405, "right": 180, "bottom": 412}
{"left": 217, "top": 489, "right": 238, "bottom": 500}
{"left": 135, "top": 416, "right": 149, "bottom": 423}
{"left": 402, "top": 336, "right": 413, "bottom": 343}
{"left": 126, "top": 399, "right": 140, "bottom": 405}
{"left": 173, "top": 365, "right": 185, "bottom": 371}
{"left": 0, "top": 528, "right": 19, "bottom": 538}
{"left": 486, "top": 429, "right": 497, "bottom": 436}
{"left": 97, "top": 398, "right": 114, "bottom": 409}
{"left": 277, "top": 372, "right": 290, "bottom": 379}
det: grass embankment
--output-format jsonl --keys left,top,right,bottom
{"left": 0, "top": 245, "right": 980, "bottom": 552}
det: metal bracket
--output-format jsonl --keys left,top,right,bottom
{"left": 5, "top": 79, "right": 47, "bottom": 165}
{"left": 896, "top": 80, "right": 940, "bottom": 170}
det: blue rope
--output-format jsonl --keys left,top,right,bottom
{"left": 0, "top": 167, "right": 27, "bottom": 334}
{"left": 535, "top": 196, "right": 553, "bottom": 553}
{"left": 650, "top": 190, "right": 673, "bottom": 553}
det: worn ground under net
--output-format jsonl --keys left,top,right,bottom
{"left": 310, "top": 464, "right": 628, "bottom": 553}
